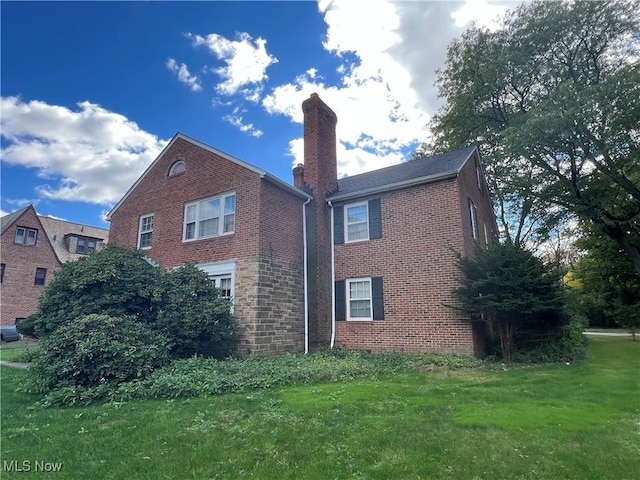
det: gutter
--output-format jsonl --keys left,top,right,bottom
{"left": 328, "top": 200, "right": 336, "bottom": 349}
{"left": 327, "top": 171, "right": 459, "bottom": 202}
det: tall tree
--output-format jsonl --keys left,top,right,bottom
{"left": 426, "top": 0, "right": 640, "bottom": 272}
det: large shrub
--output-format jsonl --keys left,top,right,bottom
{"left": 28, "top": 314, "right": 170, "bottom": 393}
{"left": 453, "top": 242, "right": 569, "bottom": 361}
{"left": 34, "top": 245, "right": 236, "bottom": 358}
{"left": 35, "top": 245, "right": 160, "bottom": 337}
{"left": 155, "top": 265, "right": 236, "bottom": 358}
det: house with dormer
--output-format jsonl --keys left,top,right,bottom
{"left": 108, "top": 94, "right": 497, "bottom": 357}
{"left": 0, "top": 205, "right": 109, "bottom": 326}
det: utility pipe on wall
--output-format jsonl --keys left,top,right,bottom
{"left": 328, "top": 200, "right": 336, "bottom": 349}
{"left": 302, "top": 197, "right": 311, "bottom": 354}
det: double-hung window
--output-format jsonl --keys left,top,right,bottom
{"left": 334, "top": 199, "right": 382, "bottom": 244}
{"left": 138, "top": 214, "right": 154, "bottom": 249}
{"left": 347, "top": 278, "right": 373, "bottom": 320}
{"left": 335, "top": 276, "right": 384, "bottom": 321}
{"left": 15, "top": 227, "right": 37, "bottom": 246}
{"left": 346, "top": 202, "right": 369, "bottom": 242}
{"left": 184, "top": 193, "right": 235, "bottom": 241}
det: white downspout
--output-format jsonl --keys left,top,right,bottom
{"left": 328, "top": 200, "right": 336, "bottom": 349}
{"left": 302, "top": 197, "right": 311, "bottom": 354}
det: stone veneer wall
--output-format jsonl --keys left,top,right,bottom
{"left": 234, "top": 255, "right": 305, "bottom": 356}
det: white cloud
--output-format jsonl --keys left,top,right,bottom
{"left": 0, "top": 96, "right": 168, "bottom": 205}
{"left": 187, "top": 31, "right": 278, "bottom": 97}
{"left": 223, "top": 107, "right": 264, "bottom": 138}
{"left": 262, "top": 0, "right": 514, "bottom": 177}
{"left": 166, "top": 58, "right": 202, "bottom": 92}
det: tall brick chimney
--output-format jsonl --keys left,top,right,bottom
{"left": 301, "top": 93, "right": 338, "bottom": 350}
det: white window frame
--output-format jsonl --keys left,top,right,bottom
{"left": 346, "top": 277, "right": 373, "bottom": 321}
{"left": 183, "top": 192, "right": 235, "bottom": 242}
{"left": 138, "top": 214, "right": 154, "bottom": 249}
{"left": 345, "top": 201, "right": 369, "bottom": 243}
{"left": 197, "top": 260, "right": 237, "bottom": 307}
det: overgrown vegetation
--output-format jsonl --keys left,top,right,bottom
{"left": 27, "top": 349, "right": 481, "bottom": 407}
{"left": 29, "top": 245, "right": 235, "bottom": 401}
{"left": 453, "top": 242, "right": 586, "bottom": 362}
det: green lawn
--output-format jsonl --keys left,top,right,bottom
{"left": 1, "top": 337, "right": 638, "bottom": 479}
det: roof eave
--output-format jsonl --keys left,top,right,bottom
{"left": 327, "top": 170, "right": 459, "bottom": 202}
{"left": 261, "top": 173, "right": 313, "bottom": 200}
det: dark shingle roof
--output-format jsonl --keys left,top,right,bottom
{"left": 328, "top": 145, "right": 477, "bottom": 200}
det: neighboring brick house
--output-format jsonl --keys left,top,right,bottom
{"left": 108, "top": 93, "right": 497, "bottom": 357}
{"left": 0, "top": 205, "right": 109, "bottom": 325}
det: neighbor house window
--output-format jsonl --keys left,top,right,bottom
{"left": 75, "top": 237, "right": 98, "bottom": 254}
{"left": 183, "top": 193, "right": 235, "bottom": 241}
{"left": 469, "top": 199, "right": 478, "bottom": 240}
{"left": 15, "top": 227, "right": 37, "bottom": 246}
{"left": 346, "top": 202, "right": 369, "bottom": 242}
{"left": 138, "top": 214, "right": 154, "bottom": 249}
{"left": 0, "top": 263, "right": 5, "bottom": 283}
{"left": 169, "top": 160, "right": 186, "bottom": 176}
{"left": 34, "top": 267, "right": 47, "bottom": 286}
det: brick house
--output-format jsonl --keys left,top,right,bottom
{"left": 108, "top": 94, "right": 497, "bottom": 357}
{"left": 0, "top": 205, "right": 109, "bottom": 325}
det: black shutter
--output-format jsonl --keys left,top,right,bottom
{"left": 368, "top": 199, "right": 382, "bottom": 240}
{"left": 334, "top": 205, "right": 344, "bottom": 244}
{"left": 335, "top": 280, "right": 346, "bottom": 321}
{"left": 372, "top": 276, "right": 384, "bottom": 320}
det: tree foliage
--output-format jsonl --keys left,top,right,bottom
{"left": 453, "top": 242, "right": 568, "bottom": 361}
{"left": 426, "top": 0, "right": 640, "bottom": 272}
{"left": 569, "top": 227, "right": 640, "bottom": 337}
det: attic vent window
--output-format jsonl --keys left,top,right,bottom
{"left": 169, "top": 160, "right": 186, "bottom": 176}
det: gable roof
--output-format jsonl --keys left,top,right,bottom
{"left": 38, "top": 216, "right": 109, "bottom": 263}
{"left": 327, "top": 145, "right": 478, "bottom": 201}
{"left": 1, "top": 206, "right": 109, "bottom": 263}
{"left": 0, "top": 206, "right": 30, "bottom": 234}
{"left": 106, "top": 132, "right": 311, "bottom": 220}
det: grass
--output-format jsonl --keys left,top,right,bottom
{"left": 1, "top": 337, "right": 638, "bottom": 479}
{"left": 0, "top": 341, "right": 39, "bottom": 362}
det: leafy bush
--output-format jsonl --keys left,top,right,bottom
{"left": 512, "top": 316, "right": 588, "bottom": 363}
{"left": 34, "top": 246, "right": 236, "bottom": 359}
{"left": 155, "top": 265, "right": 236, "bottom": 358}
{"left": 28, "top": 314, "right": 170, "bottom": 394}
{"left": 35, "top": 245, "right": 160, "bottom": 337}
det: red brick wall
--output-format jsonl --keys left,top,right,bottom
{"left": 109, "top": 136, "right": 307, "bottom": 355}
{"left": 109, "top": 137, "right": 263, "bottom": 266}
{"left": 0, "top": 207, "right": 61, "bottom": 325}
{"left": 457, "top": 152, "right": 499, "bottom": 254}
{"left": 334, "top": 179, "right": 476, "bottom": 355}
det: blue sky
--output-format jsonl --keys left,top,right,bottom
{"left": 1, "top": 0, "right": 515, "bottom": 228}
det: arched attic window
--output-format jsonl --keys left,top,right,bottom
{"left": 169, "top": 160, "right": 186, "bottom": 176}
